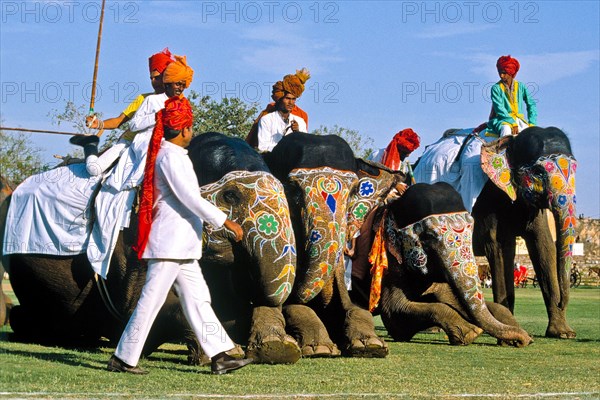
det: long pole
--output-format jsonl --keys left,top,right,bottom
{"left": 0, "top": 126, "right": 86, "bottom": 136}
{"left": 89, "top": 0, "right": 106, "bottom": 115}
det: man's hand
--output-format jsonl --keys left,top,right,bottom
{"left": 511, "top": 125, "right": 519, "bottom": 135}
{"left": 223, "top": 219, "right": 243, "bottom": 242}
{"left": 290, "top": 120, "right": 299, "bottom": 132}
{"left": 85, "top": 115, "right": 98, "bottom": 129}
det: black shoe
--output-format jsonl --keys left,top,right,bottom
{"left": 107, "top": 355, "right": 148, "bottom": 375}
{"left": 70, "top": 134, "right": 99, "bottom": 147}
{"left": 211, "top": 352, "right": 253, "bottom": 375}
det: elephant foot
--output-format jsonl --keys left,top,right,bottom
{"left": 301, "top": 343, "right": 341, "bottom": 358}
{"left": 246, "top": 334, "right": 301, "bottom": 364}
{"left": 445, "top": 324, "right": 484, "bottom": 346}
{"left": 344, "top": 336, "right": 388, "bottom": 358}
{"left": 546, "top": 324, "right": 576, "bottom": 339}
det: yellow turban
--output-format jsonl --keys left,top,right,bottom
{"left": 272, "top": 67, "right": 311, "bottom": 102}
{"left": 163, "top": 55, "right": 194, "bottom": 88}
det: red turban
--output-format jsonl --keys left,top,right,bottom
{"left": 272, "top": 68, "right": 311, "bottom": 102}
{"left": 381, "top": 128, "right": 420, "bottom": 171}
{"left": 496, "top": 55, "right": 520, "bottom": 77}
{"left": 135, "top": 95, "right": 194, "bottom": 259}
{"left": 148, "top": 48, "right": 174, "bottom": 74}
{"left": 163, "top": 55, "right": 194, "bottom": 89}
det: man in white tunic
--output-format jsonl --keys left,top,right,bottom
{"left": 107, "top": 95, "right": 253, "bottom": 375}
{"left": 88, "top": 55, "right": 194, "bottom": 278}
{"left": 251, "top": 68, "right": 310, "bottom": 152}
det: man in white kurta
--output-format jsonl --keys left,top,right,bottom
{"left": 257, "top": 109, "right": 307, "bottom": 152}
{"left": 108, "top": 96, "right": 252, "bottom": 375}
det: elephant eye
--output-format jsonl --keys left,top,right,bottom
{"left": 222, "top": 189, "right": 241, "bottom": 206}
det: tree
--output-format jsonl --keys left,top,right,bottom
{"left": 0, "top": 128, "right": 49, "bottom": 185}
{"left": 188, "top": 91, "right": 259, "bottom": 139}
{"left": 312, "top": 125, "right": 375, "bottom": 159}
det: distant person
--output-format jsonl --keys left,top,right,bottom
{"left": 107, "top": 96, "right": 253, "bottom": 375}
{"left": 245, "top": 68, "right": 310, "bottom": 152}
{"left": 71, "top": 48, "right": 174, "bottom": 176}
{"left": 487, "top": 55, "right": 537, "bottom": 137}
{"left": 368, "top": 128, "right": 421, "bottom": 192}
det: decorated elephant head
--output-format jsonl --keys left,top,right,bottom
{"left": 346, "top": 158, "right": 406, "bottom": 240}
{"left": 381, "top": 190, "right": 530, "bottom": 345}
{"left": 481, "top": 128, "right": 577, "bottom": 293}
{"left": 200, "top": 171, "right": 296, "bottom": 306}
{"left": 286, "top": 167, "right": 358, "bottom": 303}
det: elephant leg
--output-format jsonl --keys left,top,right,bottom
{"left": 246, "top": 306, "right": 301, "bottom": 364}
{"left": 381, "top": 283, "right": 483, "bottom": 346}
{"left": 283, "top": 304, "right": 340, "bottom": 358}
{"left": 317, "top": 265, "right": 388, "bottom": 357}
{"left": 523, "top": 213, "right": 575, "bottom": 338}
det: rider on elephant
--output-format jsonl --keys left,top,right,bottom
{"left": 486, "top": 55, "right": 537, "bottom": 137}
{"left": 245, "top": 68, "right": 311, "bottom": 152}
{"left": 71, "top": 48, "right": 175, "bottom": 176}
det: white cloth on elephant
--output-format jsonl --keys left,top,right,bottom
{"left": 412, "top": 128, "right": 496, "bottom": 213}
{"left": 257, "top": 111, "right": 307, "bottom": 152}
{"left": 87, "top": 93, "right": 168, "bottom": 278}
{"left": 2, "top": 164, "right": 102, "bottom": 256}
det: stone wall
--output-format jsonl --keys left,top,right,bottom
{"left": 476, "top": 217, "right": 600, "bottom": 286}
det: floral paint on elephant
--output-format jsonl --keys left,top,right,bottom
{"left": 288, "top": 167, "right": 358, "bottom": 302}
{"left": 347, "top": 167, "right": 398, "bottom": 239}
{"left": 480, "top": 137, "right": 517, "bottom": 201}
{"left": 386, "top": 211, "right": 485, "bottom": 310}
{"left": 201, "top": 171, "right": 296, "bottom": 302}
{"left": 517, "top": 155, "right": 577, "bottom": 272}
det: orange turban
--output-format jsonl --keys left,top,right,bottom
{"left": 163, "top": 55, "right": 194, "bottom": 88}
{"left": 496, "top": 55, "right": 520, "bottom": 77}
{"left": 381, "top": 128, "right": 421, "bottom": 170}
{"left": 272, "top": 68, "right": 311, "bottom": 101}
{"left": 148, "top": 48, "right": 174, "bottom": 74}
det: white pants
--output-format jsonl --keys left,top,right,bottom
{"left": 115, "top": 259, "right": 234, "bottom": 366}
{"left": 499, "top": 118, "right": 530, "bottom": 137}
{"left": 86, "top": 139, "right": 128, "bottom": 176}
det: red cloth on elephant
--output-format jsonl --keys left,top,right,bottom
{"left": 496, "top": 55, "right": 520, "bottom": 77}
{"left": 381, "top": 128, "right": 421, "bottom": 170}
{"left": 148, "top": 48, "right": 174, "bottom": 74}
{"left": 245, "top": 103, "right": 309, "bottom": 148}
{"left": 134, "top": 95, "right": 194, "bottom": 259}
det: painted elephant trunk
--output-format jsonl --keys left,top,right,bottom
{"left": 546, "top": 155, "right": 577, "bottom": 311}
{"left": 396, "top": 212, "right": 531, "bottom": 346}
{"left": 288, "top": 167, "right": 358, "bottom": 303}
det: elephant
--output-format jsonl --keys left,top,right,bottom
{"left": 0, "top": 174, "right": 14, "bottom": 326}
{"left": 263, "top": 132, "right": 405, "bottom": 358}
{"left": 473, "top": 127, "right": 577, "bottom": 338}
{"left": 349, "top": 182, "right": 531, "bottom": 346}
{"left": 0, "top": 133, "right": 297, "bottom": 364}
{"left": 415, "top": 126, "right": 577, "bottom": 339}
{"left": 187, "top": 132, "right": 301, "bottom": 364}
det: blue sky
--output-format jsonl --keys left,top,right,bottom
{"left": 1, "top": 1, "right": 599, "bottom": 217}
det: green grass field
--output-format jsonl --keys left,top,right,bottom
{"left": 1, "top": 287, "right": 599, "bottom": 399}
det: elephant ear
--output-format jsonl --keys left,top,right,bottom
{"left": 481, "top": 136, "right": 517, "bottom": 201}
